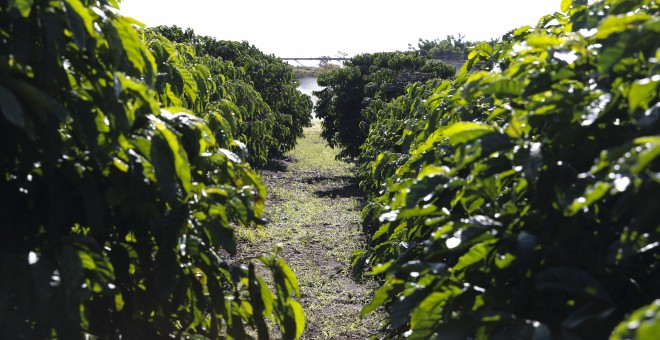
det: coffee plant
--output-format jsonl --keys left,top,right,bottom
{"left": 314, "top": 51, "right": 456, "bottom": 159}
{"left": 352, "top": 0, "right": 659, "bottom": 338}
{"left": 0, "top": 1, "right": 303, "bottom": 338}
{"left": 154, "top": 26, "right": 314, "bottom": 160}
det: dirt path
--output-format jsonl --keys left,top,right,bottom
{"left": 236, "top": 123, "right": 383, "bottom": 339}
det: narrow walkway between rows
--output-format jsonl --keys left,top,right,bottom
{"left": 237, "top": 123, "right": 383, "bottom": 339}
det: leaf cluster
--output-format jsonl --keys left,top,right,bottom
{"left": 351, "top": 0, "right": 659, "bottom": 338}
{"left": 414, "top": 34, "right": 477, "bottom": 60}
{"left": 314, "top": 51, "right": 456, "bottom": 159}
{"left": 0, "top": 1, "right": 303, "bottom": 338}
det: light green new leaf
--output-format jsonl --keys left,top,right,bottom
{"left": 289, "top": 300, "right": 305, "bottom": 339}
{"left": 11, "top": 0, "right": 34, "bottom": 18}
{"left": 628, "top": 77, "right": 658, "bottom": 111}
{"left": 527, "top": 34, "right": 562, "bottom": 48}
{"left": 443, "top": 122, "right": 498, "bottom": 146}
{"left": 561, "top": 0, "right": 572, "bottom": 12}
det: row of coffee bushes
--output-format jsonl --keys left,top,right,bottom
{"left": 153, "top": 25, "right": 314, "bottom": 164}
{"left": 0, "top": 2, "right": 305, "bottom": 338}
{"left": 347, "top": 0, "right": 658, "bottom": 338}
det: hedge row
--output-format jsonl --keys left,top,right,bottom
{"left": 0, "top": 1, "right": 306, "bottom": 338}
{"left": 323, "top": 0, "right": 658, "bottom": 338}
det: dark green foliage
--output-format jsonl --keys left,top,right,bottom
{"left": 315, "top": 51, "right": 456, "bottom": 159}
{"left": 352, "top": 0, "right": 659, "bottom": 338}
{"left": 0, "top": 1, "right": 303, "bottom": 338}
{"left": 154, "top": 25, "right": 314, "bottom": 161}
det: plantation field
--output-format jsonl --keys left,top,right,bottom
{"left": 1, "top": 0, "right": 657, "bottom": 338}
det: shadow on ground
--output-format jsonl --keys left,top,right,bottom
{"left": 264, "top": 155, "right": 296, "bottom": 172}
{"left": 301, "top": 174, "right": 364, "bottom": 199}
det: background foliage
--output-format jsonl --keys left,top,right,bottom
{"left": 349, "top": 0, "right": 659, "bottom": 338}
{"left": 0, "top": 1, "right": 304, "bottom": 338}
{"left": 414, "top": 34, "right": 476, "bottom": 61}
{"left": 314, "top": 51, "right": 456, "bottom": 159}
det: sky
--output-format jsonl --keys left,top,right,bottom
{"left": 118, "top": 0, "right": 562, "bottom": 60}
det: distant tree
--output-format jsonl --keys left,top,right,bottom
{"left": 413, "top": 34, "right": 499, "bottom": 60}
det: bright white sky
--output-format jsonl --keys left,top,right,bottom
{"left": 118, "top": 0, "right": 561, "bottom": 59}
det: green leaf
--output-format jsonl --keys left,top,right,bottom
{"left": 63, "top": 0, "right": 95, "bottom": 48}
{"left": 150, "top": 134, "right": 178, "bottom": 203}
{"left": 483, "top": 79, "right": 524, "bottom": 98}
{"left": 289, "top": 300, "right": 305, "bottom": 340}
{"left": 362, "top": 278, "right": 402, "bottom": 317}
{"left": 610, "top": 300, "right": 660, "bottom": 340}
{"left": 561, "top": 0, "right": 572, "bottom": 12}
{"left": 8, "top": 78, "right": 69, "bottom": 122}
{"left": 277, "top": 257, "right": 300, "bottom": 298}
{"left": 506, "top": 114, "right": 525, "bottom": 138}
{"left": 527, "top": 34, "right": 562, "bottom": 48}
{"left": 629, "top": 76, "right": 659, "bottom": 111}
{"left": 562, "top": 301, "right": 615, "bottom": 329}
{"left": 178, "top": 67, "right": 198, "bottom": 103}
{"left": 442, "top": 122, "right": 498, "bottom": 146}
{"left": 452, "top": 241, "right": 495, "bottom": 279}
{"left": 596, "top": 13, "right": 651, "bottom": 40}
{"left": 631, "top": 136, "right": 660, "bottom": 174}
{"left": 566, "top": 181, "right": 612, "bottom": 216}
{"left": 152, "top": 116, "right": 192, "bottom": 194}
{"left": 111, "top": 16, "right": 155, "bottom": 78}
{"left": 597, "top": 40, "right": 627, "bottom": 74}
{"left": 248, "top": 265, "right": 273, "bottom": 339}
{"left": 202, "top": 217, "right": 236, "bottom": 255}
{"left": 78, "top": 251, "right": 97, "bottom": 270}
{"left": 11, "top": 0, "right": 34, "bottom": 18}
{"left": 60, "top": 245, "right": 83, "bottom": 294}
{"left": 0, "top": 85, "right": 25, "bottom": 127}
{"left": 535, "top": 267, "right": 612, "bottom": 302}
{"left": 410, "top": 287, "right": 460, "bottom": 330}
